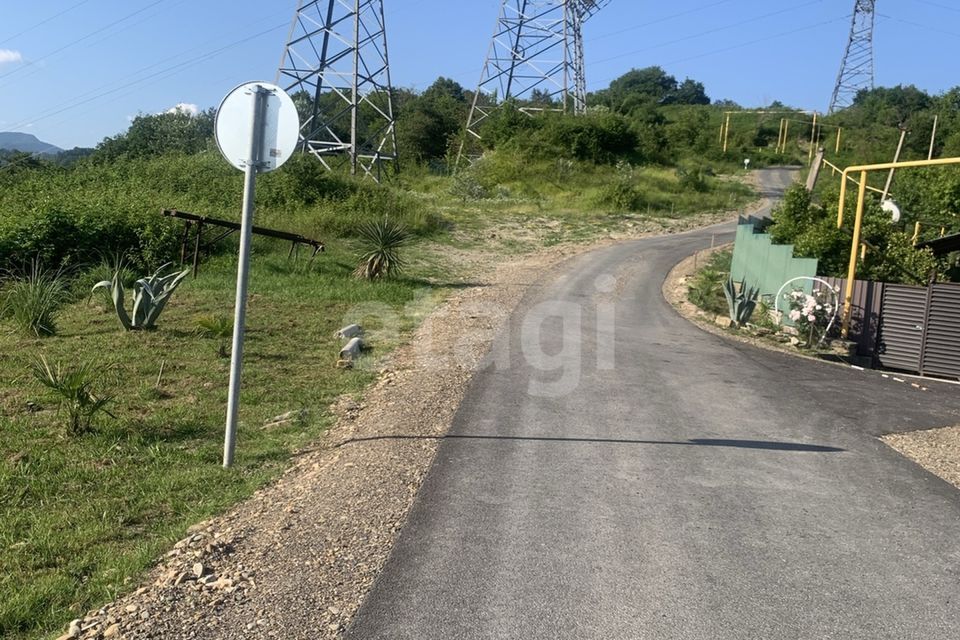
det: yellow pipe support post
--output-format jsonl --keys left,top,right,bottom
{"left": 929, "top": 115, "right": 939, "bottom": 161}
{"left": 838, "top": 156, "right": 960, "bottom": 337}
{"left": 719, "top": 120, "right": 725, "bottom": 147}
{"left": 837, "top": 172, "right": 848, "bottom": 228}
{"left": 783, "top": 120, "right": 789, "bottom": 154}
{"left": 808, "top": 112, "right": 818, "bottom": 165}
{"left": 882, "top": 128, "right": 909, "bottom": 202}
{"left": 913, "top": 221, "right": 921, "bottom": 245}
{"left": 722, "top": 113, "right": 731, "bottom": 153}
{"left": 841, "top": 171, "right": 869, "bottom": 338}
{"left": 776, "top": 119, "right": 784, "bottom": 154}
{"left": 836, "top": 127, "right": 842, "bottom": 154}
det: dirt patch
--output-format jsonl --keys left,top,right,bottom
{"left": 58, "top": 206, "right": 751, "bottom": 640}
{"left": 883, "top": 425, "right": 960, "bottom": 490}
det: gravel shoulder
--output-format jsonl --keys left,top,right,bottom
{"left": 57, "top": 204, "right": 750, "bottom": 640}
{"left": 883, "top": 424, "right": 960, "bottom": 491}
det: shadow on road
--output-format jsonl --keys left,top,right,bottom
{"left": 333, "top": 434, "right": 844, "bottom": 453}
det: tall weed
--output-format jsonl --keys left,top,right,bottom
{"left": 0, "top": 262, "right": 69, "bottom": 336}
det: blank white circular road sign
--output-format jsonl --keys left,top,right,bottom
{"left": 215, "top": 81, "right": 300, "bottom": 173}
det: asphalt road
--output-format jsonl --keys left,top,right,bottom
{"left": 347, "top": 168, "right": 960, "bottom": 640}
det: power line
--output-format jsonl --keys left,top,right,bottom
{"left": 588, "top": 13, "right": 851, "bottom": 90}
{"left": 0, "top": 19, "right": 287, "bottom": 175}
{"left": 0, "top": 0, "right": 195, "bottom": 92}
{"left": 588, "top": 0, "right": 738, "bottom": 43}
{"left": 4, "top": 22, "right": 288, "bottom": 137}
{"left": 590, "top": 0, "right": 824, "bottom": 66}
{"left": 0, "top": 0, "right": 168, "bottom": 81}
{"left": 912, "top": 0, "right": 960, "bottom": 14}
{"left": 878, "top": 12, "right": 960, "bottom": 41}
{"left": 0, "top": 0, "right": 93, "bottom": 46}
{"left": 665, "top": 15, "right": 851, "bottom": 69}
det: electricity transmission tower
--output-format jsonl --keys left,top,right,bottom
{"left": 277, "top": 0, "right": 398, "bottom": 181}
{"left": 829, "top": 0, "right": 876, "bottom": 114}
{"left": 459, "top": 0, "right": 611, "bottom": 164}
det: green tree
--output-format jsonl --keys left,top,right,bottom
{"left": 94, "top": 108, "right": 215, "bottom": 161}
{"left": 395, "top": 77, "right": 468, "bottom": 161}
{"left": 770, "top": 184, "right": 943, "bottom": 284}
{"left": 670, "top": 78, "right": 710, "bottom": 106}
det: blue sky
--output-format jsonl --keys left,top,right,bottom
{"left": 0, "top": 0, "right": 957, "bottom": 149}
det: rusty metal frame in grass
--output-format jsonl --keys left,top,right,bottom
{"left": 163, "top": 209, "right": 325, "bottom": 277}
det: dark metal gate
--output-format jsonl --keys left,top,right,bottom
{"left": 921, "top": 284, "right": 960, "bottom": 378}
{"left": 876, "top": 282, "right": 960, "bottom": 378}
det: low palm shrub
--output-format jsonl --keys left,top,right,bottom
{"left": 195, "top": 313, "right": 233, "bottom": 338}
{"left": 30, "top": 355, "right": 113, "bottom": 435}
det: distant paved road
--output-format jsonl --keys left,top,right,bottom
{"left": 347, "top": 168, "right": 960, "bottom": 640}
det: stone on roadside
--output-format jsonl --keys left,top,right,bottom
{"left": 335, "top": 324, "right": 363, "bottom": 340}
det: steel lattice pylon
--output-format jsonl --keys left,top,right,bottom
{"left": 459, "top": 0, "right": 610, "bottom": 163}
{"left": 829, "top": 0, "right": 876, "bottom": 114}
{"left": 277, "top": 0, "right": 397, "bottom": 181}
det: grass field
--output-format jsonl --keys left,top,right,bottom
{"left": 0, "top": 241, "right": 452, "bottom": 638}
{"left": 0, "top": 155, "right": 756, "bottom": 639}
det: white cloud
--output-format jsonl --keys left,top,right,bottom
{"left": 164, "top": 103, "right": 199, "bottom": 116}
{"left": 0, "top": 49, "right": 23, "bottom": 65}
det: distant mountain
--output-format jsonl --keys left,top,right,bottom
{"left": 0, "top": 132, "right": 63, "bottom": 155}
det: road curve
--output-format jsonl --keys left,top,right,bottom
{"left": 347, "top": 169, "right": 960, "bottom": 640}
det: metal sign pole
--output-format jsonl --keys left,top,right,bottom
{"left": 223, "top": 85, "right": 269, "bottom": 468}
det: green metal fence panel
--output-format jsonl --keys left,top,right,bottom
{"left": 730, "top": 223, "right": 818, "bottom": 298}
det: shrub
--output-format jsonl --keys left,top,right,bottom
{"left": 0, "top": 263, "right": 69, "bottom": 336}
{"left": 676, "top": 166, "right": 708, "bottom": 193}
{"left": 598, "top": 161, "right": 645, "bottom": 212}
{"left": 785, "top": 288, "right": 838, "bottom": 347}
{"left": 195, "top": 313, "right": 234, "bottom": 338}
{"left": 688, "top": 249, "right": 732, "bottom": 315}
{"left": 30, "top": 355, "right": 113, "bottom": 435}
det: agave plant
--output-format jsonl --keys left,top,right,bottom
{"left": 93, "top": 263, "right": 190, "bottom": 331}
{"left": 722, "top": 277, "right": 760, "bottom": 327}
{"left": 354, "top": 218, "right": 411, "bottom": 280}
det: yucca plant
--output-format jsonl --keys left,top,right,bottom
{"left": 0, "top": 262, "right": 68, "bottom": 337}
{"left": 354, "top": 218, "right": 411, "bottom": 280}
{"left": 30, "top": 355, "right": 113, "bottom": 435}
{"left": 722, "top": 277, "right": 760, "bottom": 327}
{"left": 93, "top": 262, "right": 190, "bottom": 331}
